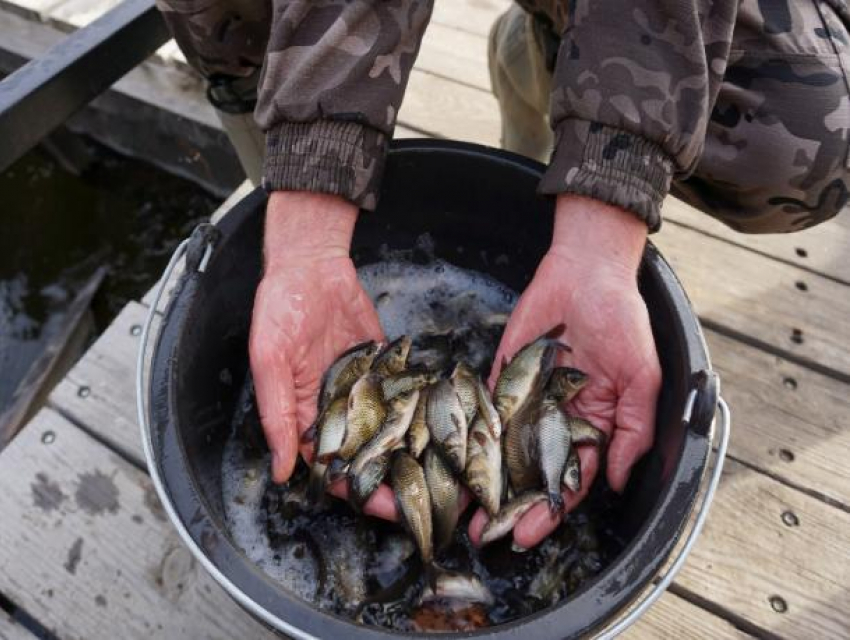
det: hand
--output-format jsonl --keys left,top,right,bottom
{"left": 249, "top": 191, "right": 398, "bottom": 520}
{"left": 469, "top": 194, "right": 662, "bottom": 548}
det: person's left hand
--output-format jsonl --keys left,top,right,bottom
{"left": 468, "top": 194, "right": 662, "bottom": 549}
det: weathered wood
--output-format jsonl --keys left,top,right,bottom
{"left": 624, "top": 591, "right": 752, "bottom": 639}
{"left": 0, "top": 267, "right": 103, "bottom": 449}
{"left": 0, "top": 408, "right": 279, "bottom": 640}
{"left": 708, "top": 331, "right": 850, "bottom": 510}
{"left": 676, "top": 458, "right": 850, "bottom": 638}
{"left": 662, "top": 198, "right": 850, "bottom": 286}
{"left": 49, "top": 302, "right": 157, "bottom": 467}
{"left": 430, "top": 0, "right": 509, "bottom": 37}
{"left": 0, "top": 609, "right": 36, "bottom": 640}
{"left": 418, "top": 20, "right": 491, "bottom": 91}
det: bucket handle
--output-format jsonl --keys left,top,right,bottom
{"left": 597, "top": 389, "right": 731, "bottom": 638}
{"left": 137, "top": 237, "right": 731, "bottom": 640}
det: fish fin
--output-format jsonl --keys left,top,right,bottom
{"left": 472, "top": 430, "right": 488, "bottom": 447}
{"left": 316, "top": 452, "right": 337, "bottom": 465}
{"left": 326, "top": 458, "right": 349, "bottom": 482}
{"left": 548, "top": 491, "right": 565, "bottom": 515}
{"left": 544, "top": 323, "right": 567, "bottom": 341}
{"left": 500, "top": 355, "right": 509, "bottom": 373}
{"left": 307, "top": 463, "right": 328, "bottom": 504}
{"left": 425, "top": 562, "right": 442, "bottom": 593}
{"left": 300, "top": 422, "right": 318, "bottom": 445}
{"left": 570, "top": 418, "right": 607, "bottom": 446}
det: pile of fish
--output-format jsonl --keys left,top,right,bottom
{"left": 303, "top": 325, "right": 606, "bottom": 605}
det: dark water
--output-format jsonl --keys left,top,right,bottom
{"left": 0, "top": 138, "right": 221, "bottom": 411}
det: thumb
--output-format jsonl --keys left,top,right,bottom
{"left": 607, "top": 368, "right": 659, "bottom": 492}
{"left": 251, "top": 347, "right": 299, "bottom": 484}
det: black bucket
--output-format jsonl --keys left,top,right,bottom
{"left": 141, "top": 140, "right": 725, "bottom": 639}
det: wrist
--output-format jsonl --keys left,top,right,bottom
{"left": 548, "top": 194, "right": 647, "bottom": 280}
{"left": 264, "top": 191, "right": 358, "bottom": 269}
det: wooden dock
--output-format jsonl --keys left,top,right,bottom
{"left": 2, "top": 0, "right": 850, "bottom": 637}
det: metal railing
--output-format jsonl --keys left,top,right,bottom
{"left": 0, "top": 0, "right": 170, "bottom": 172}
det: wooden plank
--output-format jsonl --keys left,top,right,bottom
{"left": 677, "top": 458, "right": 850, "bottom": 638}
{"left": 624, "top": 591, "right": 751, "bottom": 639}
{"left": 399, "top": 68, "right": 500, "bottom": 145}
{"left": 0, "top": 408, "right": 278, "bottom": 640}
{"left": 708, "top": 331, "right": 850, "bottom": 509}
{"left": 663, "top": 198, "right": 850, "bottom": 286}
{"left": 418, "top": 20, "right": 490, "bottom": 91}
{"left": 49, "top": 301, "right": 156, "bottom": 467}
{"left": 430, "top": 0, "right": 509, "bottom": 37}
{"left": 0, "top": 609, "right": 36, "bottom": 640}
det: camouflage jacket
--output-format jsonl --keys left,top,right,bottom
{"left": 256, "top": 1, "right": 738, "bottom": 228}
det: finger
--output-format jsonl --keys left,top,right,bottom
{"left": 328, "top": 480, "right": 399, "bottom": 522}
{"left": 467, "top": 507, "right": 491, "bottom": 547}
{"left": 250, "top": 340, "right": 299, "bottom": 485}
{"left": 513, "top": 448, "right": 600, "bottom": 549}
{"left": 607, "top": 367, "right": 660, "bottom": 492}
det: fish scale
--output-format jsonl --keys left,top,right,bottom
{"left": 340, "top": 372, "right": 387, "bottom": 460}
{"left": 425, "top": 379, "right": 468, "bottom": 474}
{"left": 391, "top": 451, "right": 433, "bottom": 564}
{"left": 317, "top": 340, "right": 382, "bottom": 412}
{"left": 423, "top": 446, "right": 460, "bottom": 552}
{"left": 536, "top": 399, "right": 572, "bottom": 513}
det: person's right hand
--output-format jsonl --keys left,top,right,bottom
{"left": 249, "top": 191, "right": 399, "bottom": 520}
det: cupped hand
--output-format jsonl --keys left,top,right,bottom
{"left": 469, "top": 195, "right": 662, "bottom": 549}
{"left": 249, "top": 192, "right": 398, "bottom": 520}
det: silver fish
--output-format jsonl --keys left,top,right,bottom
{"left": 545, "top": 367, "right": 589, "bottom": 404}
{"left": 535, "top": 398, "right": 571, "bottom": 513}
{"left": 569, "top": 417, "right": 607, "bottom": 447}
{"left": 562, "top": 446, "right": 581, "bottom": 492}
{"left": 381, "top": 369, "right": 439, "bottom": 401}
{"left": 372, "top": 336, "right": 412, "bottom": 377}
{"left": 503, "top": 403, "right": 541, "bottom": 494}
{"left": 465, "top": 414, "right": 502, "bottom": 517}
{"left": 339, "top": 372, "right": 386, "bottom": 460}
{"left": 426, "top": 379, "right": 468, "bottom": 475}
{"left": 407, "top": 386, "right": 431, "bottom": 458}
{"left": 317, "top": 341, "right": 382, "bottom": 413}
{"left": 309, "top": 395, "right": 349, "bottom": 500}
{"left": 493, "top": 326, "right": 565, "bottom": 426}
{"left": 348, "top": 391, "right": 420, "bottom": 506}
{"left": 475, "top": 376, "right": 502, "bottom": 439}
{"left": 479, "top": 491, "right": 548, "bottom": 546}
{"left": 419, "top": 569, "right": 494, "bottom": 606}
{"left": 391, "top": 451, "right": 433, "bottom": 564}
{"left": 451, "top": 361, "right": 479, "bottom": 424}
{"left": 423, "top": 446, "right": 461, "bottom": 552}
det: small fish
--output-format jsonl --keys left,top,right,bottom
{"left": 493, "top": 326, "right": 566, "bottom": 426}
{"left": 426, "top": 379, "right": 469, "bottom": 475}
{"left": 308, "top": 396, "right": 349, "bottom": 500}
{"left": 423, "top": 447, "right": 461, "bottom": 552}
{"left": 503, "top": 403, "right": 541, "bottom": 493}
{"left": 464, "top": 415, "right": 502, "bottom": 517}
{"left": 381, "top": 369, "right": 439, "bottom": 401}
{"left": 475, "top": 377, "right": 502, "bottom": 439}
{"left": 348, "top": 391, "right": 420, "bottom": 506}
{"left": 372, "top": 336, "right": 412, "bottom": 377}
{"left": 317, "top": 341, "right": 382, "bottom": 413}
{"left": 535, "top": 398, "right": 572, "bottom": 513}
{"left": 407, "top": 387, "right": 431, "bottom": 458}
{"left": 391, "top": 451, "right": 433, "bottom": 564}
{"left": 419, "top": 569, "right": 495, "bottom": 606}
{"left": 479, "top": 491, "right": 548, "bottom": 546}
{"left": 545, "top": 367, "right": 589, "bottom": 403}
{"left": 339, "top": 373, "right": 386, "bottom": 460}
{"left": 451, "top": 361, "right": 479, "bottom": 424}
{"left": 562, "top": 445, "right": 582, "bottom": 492}
{"left": 569, "top": 417, "right": 607, "bottom": 447}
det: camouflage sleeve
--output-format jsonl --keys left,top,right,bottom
{"left": 254, "top": 1, "right": 433, "bottom": 210}
{"left": 538, "top": 1, "right": 739, "bottom": 231}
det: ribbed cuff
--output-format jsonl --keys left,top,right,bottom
{"left": 263, "top": 120, "right": 388, "bottom": 211}
{"left": 539, "top": 119, "right": 674, "bottom": 232}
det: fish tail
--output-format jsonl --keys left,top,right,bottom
{"left": 425, "top": 562, "right": 443, "bottom": 592}
{"left": 547, "top": 491, "right": 565, "bottom": 515}
{"left": 308, "top": 462, "right": 328, "bottom": 505}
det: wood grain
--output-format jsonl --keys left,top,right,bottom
{"left": 624, "top": 590, "right": 752, "bottom": 639}
{"left": 430, "top": 0, "right": 510, "bottom": 37}
{"left": 0, "top": 408, "right": 279, "bottom": 640}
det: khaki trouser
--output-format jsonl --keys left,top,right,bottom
{"left": 488, "top": 4, "right": 850, "bottom": 232}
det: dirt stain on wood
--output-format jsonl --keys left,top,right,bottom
{"left": 75, "top": 470, "right": 119, "bottom": 516}
{"left": 95, "top": 594, "right": 107, "bottom": 607}
{"left": 64, "top": 537, "right": 83, "bottom": 575}
{"left": 144, "top": 484, "right": 167, "bottom": 522}
{"left": 31, "top": 472, "right": 66, "bottom": 512}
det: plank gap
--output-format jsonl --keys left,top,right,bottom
{"left": 667, "top": 584, "right": 782, "bottom": 640}
{"left": 412, "top": 66, "right": 494, "bottom": 95}
{"left": 0, "top": 591, "right": 57, "bottom": 640}
{"left": 699, "top": 317, "right": 850, "bottom": 386}
{"left": 46, "top": 400, "right": 147, "bottom": 474}
{"left": 395, "top": 120, "right": 447, "bottom": 140}
{"left": 726, "top": 452, "right": 850, "bottom": 516}
{"left": 666, "top": 218, "right": 850, "bottom": 288}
